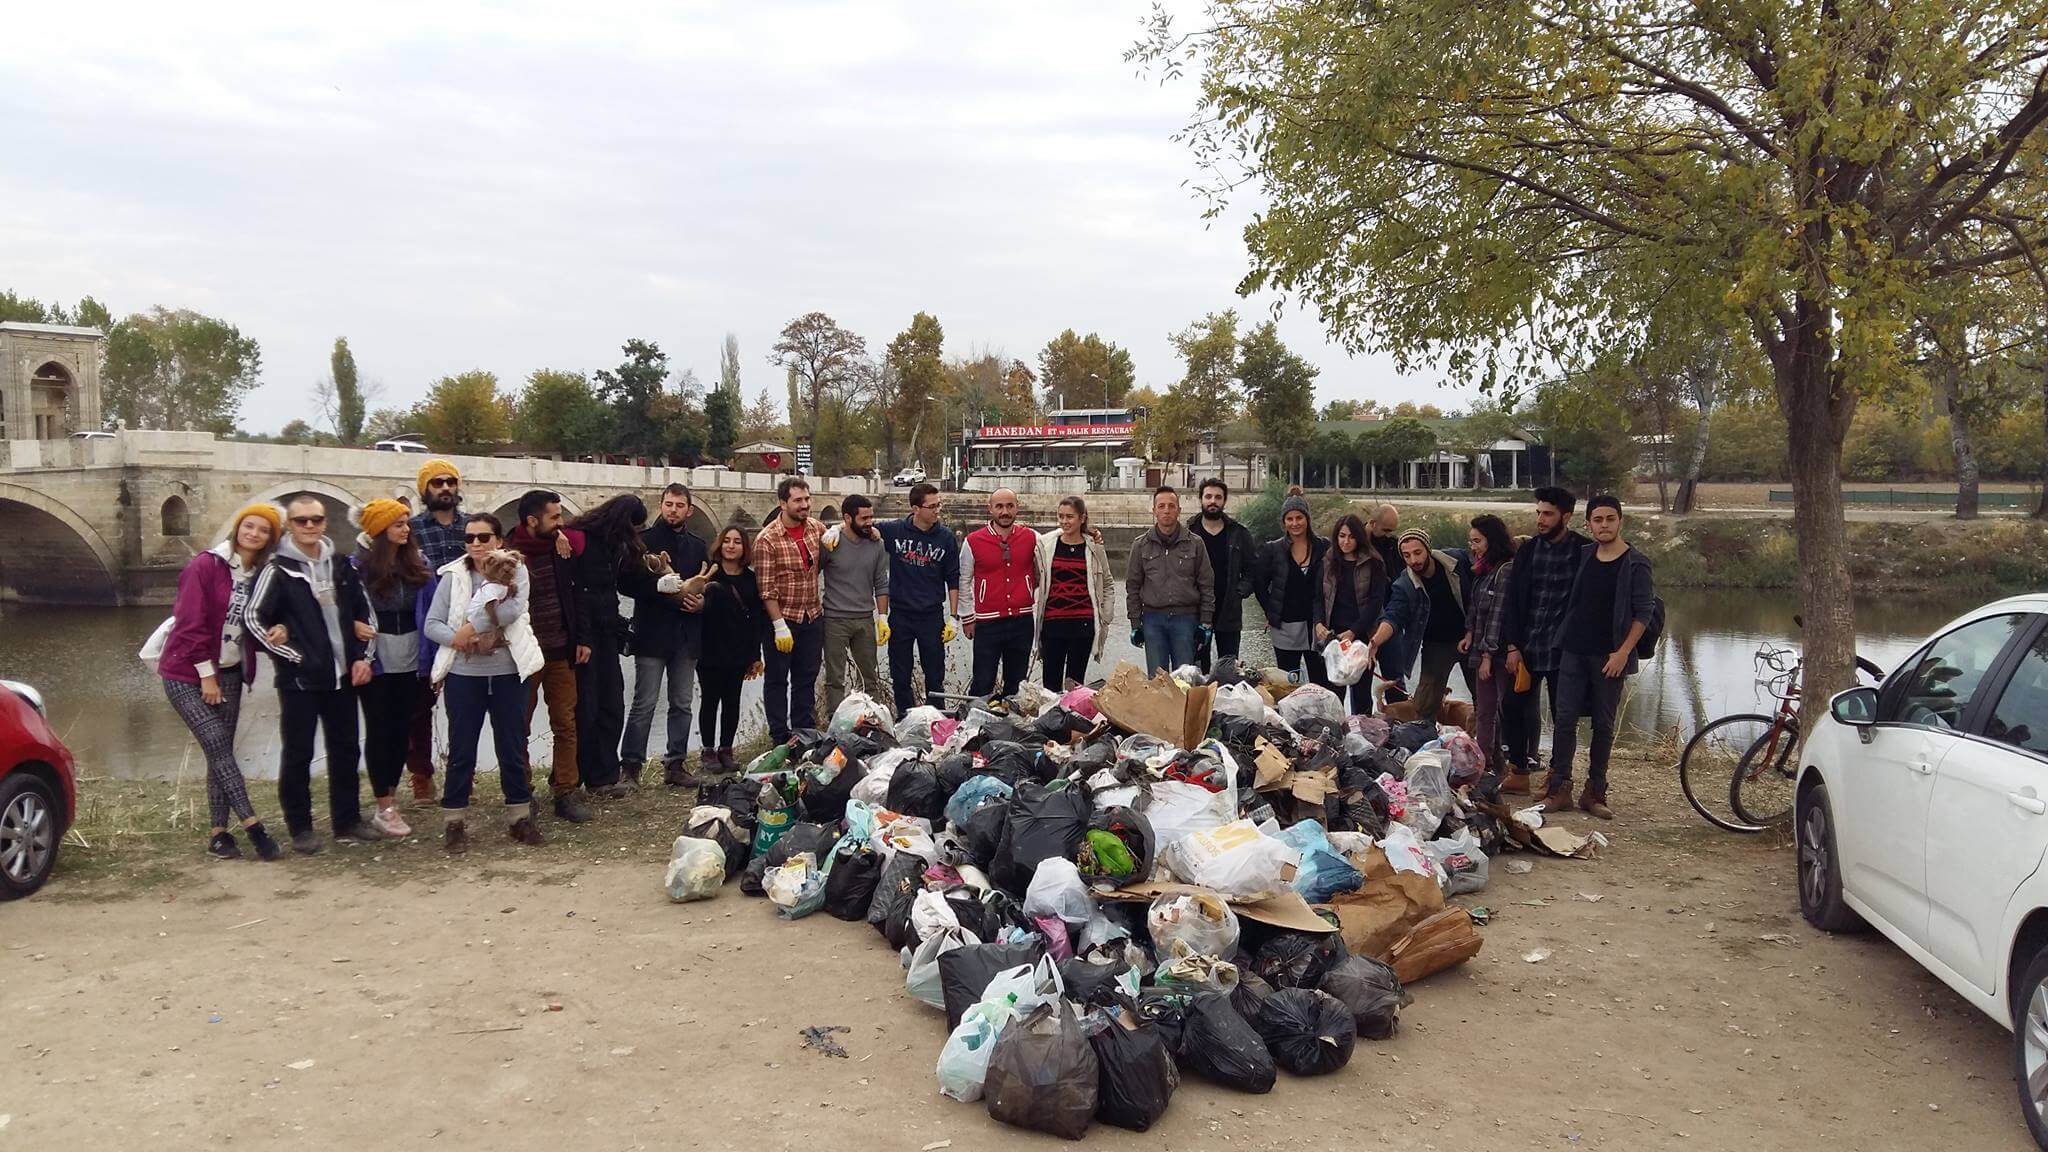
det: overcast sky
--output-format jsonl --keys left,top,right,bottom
{"left": 2, "top": 1, "right": 1469, "bottom": 434}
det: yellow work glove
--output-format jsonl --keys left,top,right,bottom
{"left": 876, "top": 616, "right": 891, "bottom": 646}
{"left": 942, "top": 617, "right": 957, "bottom": 644}
{"left": 773, "top": 618, "right": 794, "bottom": 654}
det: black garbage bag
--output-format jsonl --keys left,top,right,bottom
{"left": 1321, "top": 956, "right": 1407, "bottom": 1040}
{"left": 977, "top": 740, "right": 1037, "bottom": 783}
{"left": 696, "top": 777, "right": 758, "bottom": 830}
{"left": 1076, "top": 806, "right": 1156, "bottom": 889}
{"left": 1059, "top": 953, "right": 1133, "bottom": 1009}
{"left": 992, "top": 781, "right": 1092, "bottom": 894}
{"left": 1030, "top": 705, "right": 1092, "bottom": 742}
{"left": 1467, "top": 808, "right": 1507, "bottom": 857}
{"left": 1173, "top": 994, "right": 1275, "bottom": 1094}
{"left": 798, "top": 757, "right": 866, "bottom": 824}
{"left": 1135, "top": 987, "right": 1190, "bottom": 1051}
{"left": 1214, "top": 712, "right": 1262, "bottom": 748}
{"left": 1293, "top": 716, "right": 1347, "bottom": 746}
{"left": 934, "top": 753, "right": 980, "bottom": 799}
{"left": 763, "top": 822, "right": 838, "bottom": 870}
{"left": 1230, "top": 969, "right": 1275, "bottom": 1024}
{"left": 1250, "top": 928, "right": 1348, "bottom": 991}
{"left": 961, "top": 800, "right": 1010, "bottom": 868}
{"left": 739, "top": 853, "right": 769, "bottom": 897}
{"left": 885, "top": 763, "right": 946, "bottom": 824}
{"left": 822, "top": 845, "right": 882, "bottom": 921}
{"left": 1091, "top": 1019, "right": 1179, "bottom": 1132}
{"left": 938, "top": 940, "right": 1048, "bottom": 1030}
{"left": 1388, "top": 720, "right": 1435, "bottom": 753}
{"left": 788, "top": 728, "right": 830, "bottom": 760}
{"left": 964, "top": 715, "right": 1023, "bottom": 750}
{"left": 867, "top": 852, "right": 926, "bottom": 941}
{"left": 983, "top": 1003, "right": 1099, "bottom": 1140}
{"left": 1253, "top": 988, "right": 1356, "bottom": 1076}
{"left": 1069, "top": 737, "right": 1117, "bottom": 778}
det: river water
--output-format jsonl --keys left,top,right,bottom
{"left": 0, "top": 587, "right": 1984, "bottom": 781}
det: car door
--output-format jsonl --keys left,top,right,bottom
{"left": 1924, "top": 615, "right": 2048, "bottom": 993}
{"left": 1837, "top": 613, "right": 2028, "bottom": 943}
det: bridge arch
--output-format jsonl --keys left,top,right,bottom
{"left": 0, "top": 482, "right": 121, "bottom": 605}
{"left": 216, "top": 479, "right": 371, "bottom": 546}
{"left": 475, "top": 489, "right": 584, "bottom": 532}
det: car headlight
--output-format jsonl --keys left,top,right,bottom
{"left": 1, "top": 680, "right": 46, "bottom": 717}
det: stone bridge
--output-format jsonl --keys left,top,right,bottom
{"left": 0, "top": 431, "right": 879, "bottom": 606}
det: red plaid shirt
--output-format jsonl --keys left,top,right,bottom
{"left": 754, "top": 515, "right": 826, "bottom": 624}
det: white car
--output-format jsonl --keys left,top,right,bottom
{"left": 892, "top": 467, "right": 927, "bottom": 487}
{"left": 373, "top": 437, "right": 431, "bottom": 454}
{"left": 1797, "top": 593, "right": 2048, "bottom": 1147}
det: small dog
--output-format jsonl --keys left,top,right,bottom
{"left": 1376, "top": 685, "right": 1478, "bottom": 734}
{"left": 644, "top": 551, "right": 713, "bottom": 604}
{"left": 470, "top": 548, "right": 524, "bottom": 628}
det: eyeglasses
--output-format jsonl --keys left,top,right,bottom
{"left": 464, "top": 532, "right": 496, "bottom": 544}
{"left": 427, "top": 478, "right": 458, "bottom": 490}
{"left": 290, "top": 515, "right": 327, "bottom": 527}
{"left": 917, "top": 503, "right": 940, "bottom": 512}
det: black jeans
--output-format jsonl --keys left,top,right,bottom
{"left": 1038, "top": 619, "right": 1095, "bottom": 690}
{"left": 278, "top": 686, "right": 364, "bottom": 836}
{"left": 888, "top": 608, "right": 947, "bottom": 714}
{"left": 1512, "top": 665, "right": 1563, "bottom": 771}
{"left": 1196, "top": 627, "right": 1242, "bottom": 674}
{"left": 764, "top": 616, "right": 825, "bottom": 743}
{"left": 576, "top": 620, "right": 627, "bottom": 789}
{"left": 359, "top": 672, "right": 418, "bottom": 799}
{"left": 699, "top": 663, "right": 747, "bottom": 752}
{"left": 1549, "top": 651, "right": 1625, "bottom": 792}
{"left": 969, "top": 616, "right": 1033, "bottom": 700}
{"left": 1274, "top": 647, "right": 1329, "bottom": 689}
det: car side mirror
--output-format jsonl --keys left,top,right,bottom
{"left": 1831, "top": 685, "right": 1879, "bottom": 737}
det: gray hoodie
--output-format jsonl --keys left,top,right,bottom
{"left": 278, "top": 535, "right": 346, "bottom": 682}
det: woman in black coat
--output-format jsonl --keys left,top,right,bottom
{"left": 698, "top": 525, "right": 771, "bottom": 773}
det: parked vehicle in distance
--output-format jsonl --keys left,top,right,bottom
{"left": 0, "top": 679, "right": 76, "bottom": 899}
{"left": 68, "top": 430, "right": 115, "bottom": 442}
{"left": 1795, "top": 593, "right": 2048, "bottom": 1147}
{"left": 892, "top": 465, "right": 927, "bottom": 487}
{"left": 373, "top": 436, "right": 431, "bottom": 454}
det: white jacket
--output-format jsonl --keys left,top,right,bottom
{"left": 1031, "top": 530, "right": 1115, "bottom": 661}
{"left": 430, "top": 557, "right": 544, "bottom": 684}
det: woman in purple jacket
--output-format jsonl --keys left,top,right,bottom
{"left": 159, "top": 503, "right": 285, "bottom": 860}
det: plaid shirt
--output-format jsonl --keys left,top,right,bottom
{"left": 410, "top": 509, "right": 468, "bottom": 571}
{"left": 754, "top": 515, "right": 826, "bottom": 624}
{"left": 1465, "top": 558, "right": 1513, "bottom": 654}
{"left": 1518, "top": 533, "right": 1583, "bottom": 671}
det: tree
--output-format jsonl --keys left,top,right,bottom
{"left": 593, "top": 339, "right": 675, "bottom": 458}
{"left": 1168, "top": 310, "right": 1242, "bottom": 429}
{"left": 1319, "top": 398, "right": 1375, "bottom": 421}
{"left": 362, "top": 407, "right": 411, "bottom": 443}
{"left": 740, "top": 387, "right": 785, "bottom": 443}
{"left": 719, "top": 332, "right": 743, "bottom": 395}
{"left": 1037, "top": 330, "right": 1137, "bottom": 408}
{"left": 1136, "top": 0, "right": 2048, "bottom": 698}
{"left": 770, "top": 313, "right": 868, "bottom": 441}
{"left": 331, "top": 338, "right": 365, "bottom": 445}
{"left": 704, "top": 387, "right": 739, "bottom": 462}
{"left": 1143, "top": 379, "right": 1208, "bottom": 460}
{"left": 1239, "top": 321, "right": 1318, "bottom": 482}
{"left": 1358, "top": 417, "right": 1439, "bottom": 489}
{"left": 278, "top": 418, "right": 320, "bottom": 445}
{"left": 886, "top": 312, "right": 947, "bottom": 468}
{"left": 1445, "top": 402, "right": 1520, "bottom": 490}
{"left": 102, "top": 307, "right": 262, "bottom": 431}
{"left": 1530, "top": 380, "right": 1637, "bottom": 494}
{"left": 410, "top": 370, "right": 512, "bottom": 450}
{"left": 518, "top": 369, "right": 612, "bottom": 458}
{"left": 945, "top": 352, "right": 1038, "bottom": 426}
{"left": 0, "top": 292, "right": 113, "bottom": 329}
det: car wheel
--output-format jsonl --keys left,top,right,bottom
{"left": 2012, "top": 947, "right": 2048, "bottom": 1150}
{"left": 1795, "top": 782, "right": 1863, "bottom": 933}
{"left": 0, "top": 772, "right": 61, "bottom": 900}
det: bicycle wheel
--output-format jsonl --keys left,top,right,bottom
{"left": 1729, "top": 717, "right": 1801, "bottom": 827}
{"left": 1678, "top": 713, "right": 1778, "bottom": 833}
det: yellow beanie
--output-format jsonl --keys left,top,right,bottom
{"left": 227, "top": 502, "right": 283, "bottom": 546}
{"left": 358, "top": 498, "right": 410, "bottom": 540}
{"left": 416, "top": 458, "right": 460, "bottom": 495}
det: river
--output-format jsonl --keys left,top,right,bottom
{"left": 0, "top": 587, "right": 1984, "bottom": 781}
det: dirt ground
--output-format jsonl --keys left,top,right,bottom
{"left": 4, "top": 757, "right": 2035, "bottom": 1152}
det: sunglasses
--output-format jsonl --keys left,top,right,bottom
{"left": 427, "top": 478, "right": 458, "bottom": 490}
{"left": 464, "top": 532, "right": 497, "bottom": 543}
{"left": 290, "top": 515, "right": 327, "bottom": 527}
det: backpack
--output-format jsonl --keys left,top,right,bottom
{"left": 1635, "top": 595, "right": 1665, "bottom": 661}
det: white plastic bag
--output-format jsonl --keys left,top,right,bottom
{"left": 982, "top": 955, "right": 1064, "bottom": 1016}
{"left": 1426, "top": 829, "right": 1491, "bottom": 896}
{"left": 1277, "top": 683, "right": 1346, "bottom": 728}
{"left": 137, "top": 615, "right": 176, "bottom": 663}
{"left": 1147, "top": 891, "right": 1241, "bottom": 958}
{"left": 1010, "top": 679, "right": 1058, "bottom": 718}
{"left": 876, "top": 815, "right": 938, "bottom": 865}
{"left": 1159, "top": 818, "right": 1302, "bottom": 900}
{"left": 828, "top": 691, "right": 892, "bottom": 733}
{"left": 906, "top": 925, "right": 979, "bottom": 1009}
{"left": 663, "top": 836, "right": 726, "bottom": 903}
{"left": 1143, "top": 780, "right": 1232, "bottom": 850}
{"left": 893, "top": 704, "right": 945, "bottom": 745}
{"left": 1322, "top": 637, "right": 1372, "bottom": 686}
{"left": 937, "top": 999, "right": 1011, "bottom": 1102}
{"left": 1379, "top": 823, "right": 1444, "bottom": 884}
{"left": 1022, "top": 857, "right": 1094, "bottom": 925}
{"left": 1211, "top": 682, "right": 1266, "bottom": 723}
{"left": 909, "top": 887, "right": 960, "bottom": 941}
{"left": 766, "top": 853, "right": 826, "bottom": 917}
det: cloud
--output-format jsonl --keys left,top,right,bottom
{"left": 0, "top": 0, "right": 1470, "bottom": 432}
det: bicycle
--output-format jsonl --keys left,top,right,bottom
{"left": 1677, "top": 627, "right": 1883, "bottom": 833}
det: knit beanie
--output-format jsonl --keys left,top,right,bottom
{"left": 1397, "top": 527, "right": 1432, "bottom": 549}
{"left": 1279, "top": 494, "right": 1314, "bottom": 524}
{"left": 227, "top": 502, "right": 283, "bottom": 545}
{"left": 357, "top": 498, "right": 409, "bottom": 540}
{"left": 416, "top": 458, "right": 460, "bottom": 495}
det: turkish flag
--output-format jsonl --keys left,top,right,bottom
{"left": 763, "top": 453, "right": 782, "bottom": 469}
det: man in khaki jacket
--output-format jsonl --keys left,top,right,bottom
{"left": 1126, "top": 486, "right": 1215, "bottom": 675}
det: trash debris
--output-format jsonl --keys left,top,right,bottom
{"left": 664, "top": 836, "right": 726, "bottom": 903}
{"left": 984, "top": 1002, "right": 1099, "bottom": 1139}
{"left": 1504, "top": 859, "right": 1535, "bottom": 876}
{"left": 799, "top": 1024, "right": 851, "bottom": 1057}
{"left": 1523, "top": 948, "right": 1552, "bottom": 963}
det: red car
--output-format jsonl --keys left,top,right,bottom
{"left": 0, "top": 679, "right": 76, "bottom": 899}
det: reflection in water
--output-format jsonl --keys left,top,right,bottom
{"left": 0, "top": 587, "right": 1984, "bottom": 781}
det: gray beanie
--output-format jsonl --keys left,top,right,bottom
{"left": 1280, "top": 494, "right": 1313, "bottom": 523}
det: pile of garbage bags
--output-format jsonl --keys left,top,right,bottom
{"left": 662, "top": 660, "right": 1519, "bottom": 1139}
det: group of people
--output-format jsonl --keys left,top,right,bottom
{"left": 154, "top": 462, "right": 1654, "bottom": 862}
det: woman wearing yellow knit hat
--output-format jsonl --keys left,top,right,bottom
{"left": 348, "top": 498, "right": 432, "bottom": 838}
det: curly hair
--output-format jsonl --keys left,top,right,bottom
{"left": 568, "top": 494, "right": 649, "bottom": 569}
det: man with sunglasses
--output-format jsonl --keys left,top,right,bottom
{"left": 959, "top": 487, "right": 1038, "bottom": 701}
{"left": 247, "top": 493, "right": 378, "bottom": 854}
{"left": 878, "top": 482, "right": 959, "bottom": 713}
{"left": 755, "top": 476, "right": 828, "bottom": 743}
{"left": 404, "top": 459, "right": 466, "bottom": 802}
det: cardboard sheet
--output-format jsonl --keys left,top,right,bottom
{"left": 1094, "top": 661, "right": 1217, "bottom": 748}
{"left": 1324, "top": 845, "right": 1445, "bottom": 959}
{"left": 1105, "top": 880, "right": 1334, "bottom": 935}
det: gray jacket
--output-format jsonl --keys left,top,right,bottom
{"left": 821, "top": 527, "right": 890, "bottom": 619}
{"left": 1555, "top": 544, "right": 1657, "bottom": 676}
{"left": 1126, "top": 525, "right": 1215, "bottom": 624}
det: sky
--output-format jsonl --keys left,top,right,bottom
{"left": 1, "top": 1, "right": 1473, "bottom": 435}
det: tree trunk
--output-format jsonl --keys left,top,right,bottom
{"left": 2036, "top": 358, "right": 2048, "bottom": 519}
{"left": 1675, "top": 401, "right": 1710, "bottom": 514}
{"left": 1777, "top": 325, "right": 1859, "bottom": 706}
{"left": 1943, "top": 365, "right": 1981, "bottom": 520}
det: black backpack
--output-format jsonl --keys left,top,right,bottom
{"left": 1635, "top": 595, "right": 1665, "bottom": 661}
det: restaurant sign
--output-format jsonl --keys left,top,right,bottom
{"left": 974, "top": 423, "right": 1136, "bottom": 438}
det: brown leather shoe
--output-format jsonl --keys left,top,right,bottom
{"left": 718, "top": 748, "right": 738, "bottom": 774}
{"left": 1577, "top": 788, "right": 1613, "bottom": 820}
{"left": 508, "top": 817, "right": 545, "bottom": 846}
{"left": 411, "top": 773, "right": 437, "bottom": 803}
{"left": 1499, "top": 771, "right": 1532, "bottom": 796}
{"left": 664, "top": 759, "right": 702, "bottom": 790}
{"left": 444, "top": 821, "right": 469, "bottom": 854}
{"left": 621, "top": 760, "right": 643, "bottom": 788}
{"left": 1538, "top": 779, "right": 1574, "bottom": 810}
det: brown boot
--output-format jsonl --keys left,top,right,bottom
{"left": 444, "top": 820, "right": 470, "bottom": 854}
{"left": 718, "top": 748, "right": 738, "bottom": 774}
{"left": 664, "top": 758, "right": 702, "bottom": 790}
{"left": 508, "top": 817, "right": 545, "bottom": 846}
{"left": 621, "top": 759, "right": 643, "bottom": 788}
{"left": 1498, "top": 771, "right": 1532, "bottom": 796}
{"left": 699, "top": 750, "right": 722, "bottom": 779}
{"left": 411, "top": 773, "right": 436, "bottom": 803}
{"left": 1577, "top": 787, "right": 1613, "bottom": 820}
{"left": 1538, "top": 778, "right": 1574, "bottom": 810}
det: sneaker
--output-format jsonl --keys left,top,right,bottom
{"left": 444, "top": 821, "right": 470, "bottom": 854}
{"left": 508, "top": 817, "right": 545, "bottom": 847}
{"left": 664, "top": 761, "right": 702, "bottom": 791}
{"left": 336, "top": 820, "right": 387, "bottom": 844}
{"left": 410, "top": 773, "right": 437, "bottom": 803}
{"left": 291, "top": 828, "right": 324, "bottom": 856}
{"left": 371, "top": 807, "right": 413, "bottom": 839}
{"left": 208, "top": 832, "right": 243, "bottom": 860}
{"left": 1577, "top": 788, "right": 1614, "bottom": 820}
{"left": 1498, "top": 772, "right": 1532, "bottom": 796}
{"left": 553, "top": 791, "right": 594, "bottom": 823}
{"left": 718, "top": 749, "right": 738, "bottom": 774}
{"left": 247, "top": 823, "right": 283, "bottom": 862}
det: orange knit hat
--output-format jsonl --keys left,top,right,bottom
{"left": 358, "top": 498, "right": 410, "bottom": 540}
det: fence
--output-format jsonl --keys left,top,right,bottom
{"left": 1768, "top": 488, "right": 2039, "bottom": 509}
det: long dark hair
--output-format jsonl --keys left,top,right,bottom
{"left": 362, "top": 526, "right": 429, "bottom": 599}
{"left": 713, "top": 525, "right": 753, "bottom": 571}
{"left": 569, "top": 494, "right": 649, "bottom": 569}
{"left": 1057, "top": 495, "right": 1089, "bottom": 534}
{"left": 1470, "top": 514, "right": 1515, "bottom": 571}
{"left": 1327, "top": 513, "right": 1383, "bottom": 583}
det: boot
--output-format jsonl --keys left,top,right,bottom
{"left": 664, "top": 758, "right": 702, "bottom": 790}
{"left": 718, "top": 748, "right": 738, "bottom": 774}
{"left": 410, "top": 772, "right": 437, "bottom": 804}
{"left": 1577, "top": 787, "right": 1613, "bottom": 820}
{"left": 621, "top": 759, "right": 643, "bottom": 789}
{"left": 508, "top": 817, "right": 545, "bottom": 846}
{"left": 444, "top": 820, "right": 470, "bottom": 854}
{"left": 1537, "top": 777, "right": 1574, "bottom": 811}
{"left": 246, "top": 822, "right": 283, "bottom": 862}
{"left": 698, "top": 750, "right": 721, "bottom": 779}
{"left": 553, "top": 790, "right": 594, "bottom": 823}
{"left": 1498, "top": 771, "right": 1532, "bottom": 796}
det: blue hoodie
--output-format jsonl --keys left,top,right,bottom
{"left": 878, "top": 515, "right": 959, "bottom": 615}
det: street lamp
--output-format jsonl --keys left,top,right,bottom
{"left": 1087, "top": 371, "right": 1108, "bottom": 488}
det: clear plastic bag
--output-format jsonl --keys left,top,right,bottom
{"left": 1023, "top": 857, "right": 1094, "bottom": 925}
{"left": 893, "top": 705, "right": 945, "bottom": 745}
{"left": 1159, "top": 819, "right": 1301, "bottom": 901}
{"left": 1147, "top": 891, "right": 1241, "bottom": 958}
{"left": 907, "top": 925, "right": 979, "bottom": 1009}
{"left": 1425, "top": 829, "right": 1491, "bottom": 896}
{"left": 1322, "top": 638, "right": 1372, "bottom": 686}
{"left": 828, "top": 691, "right": 892, "bottom": 733}
{"left": 1277, "top": 683, "right": 1345, "bottom": 729}
{"left": 1157, "top": 939, "right": 1241, "bottom": 993}
{"left": 1212, "top": 682, "right": 1266, "bottom": 723}
{"left": 664, "top": 836, "right": 726, "bottom": 902}
{"left": 766, "top": 853, "right": 826, "bottom": 918}
{"left": 938, "top": 999, "right": 1012, "bottom": 1103}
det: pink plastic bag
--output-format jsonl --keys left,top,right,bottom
{"left": 1032, "top": 914, "right": 1073, "bottom": 962}
{"left": 930, "top": 718, "right": 961, "bottom": 748}
{"left": 1441, "top": 732, "right": 1483, "bottom": 787}
{"left": 1058, "top": 684, "right": 1098, "bottom": 721}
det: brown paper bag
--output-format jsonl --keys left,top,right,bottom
{"left": 1094, "top": 661, "right": 1217, "bottom": 748}
{"left": 1389, "top": 906, "right": 1484, "bottom": 983}
{"left": 1324, "top": 845, "right": 1445, "bottom": 960}
{"left": 1252, "top": 737, "right": 1292, "bottom": 791}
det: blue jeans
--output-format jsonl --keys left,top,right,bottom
{"left": 764, "top": 616, "right": 825, "bottom": 743}
{"left": 442, "top": 673, "right": 533, "bottom": 813}
{"left": 888, "top": 608, "right": 946, "bottom": 713}
{"left": 1141, "top": 611, "right": 1198, "bottom": 676}
{"left": 622, "top": 648, "right": 698, "bottom": 764}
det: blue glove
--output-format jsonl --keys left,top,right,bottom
{"left": 1198, "top": 625, "right": 1213, "bottom": 645}
{"left": 1129, "top": 625, "right": 1144, "bottom": 647}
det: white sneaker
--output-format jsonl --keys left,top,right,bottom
{"left": 371, "top": 807, "right": 413, "bottom": 839}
